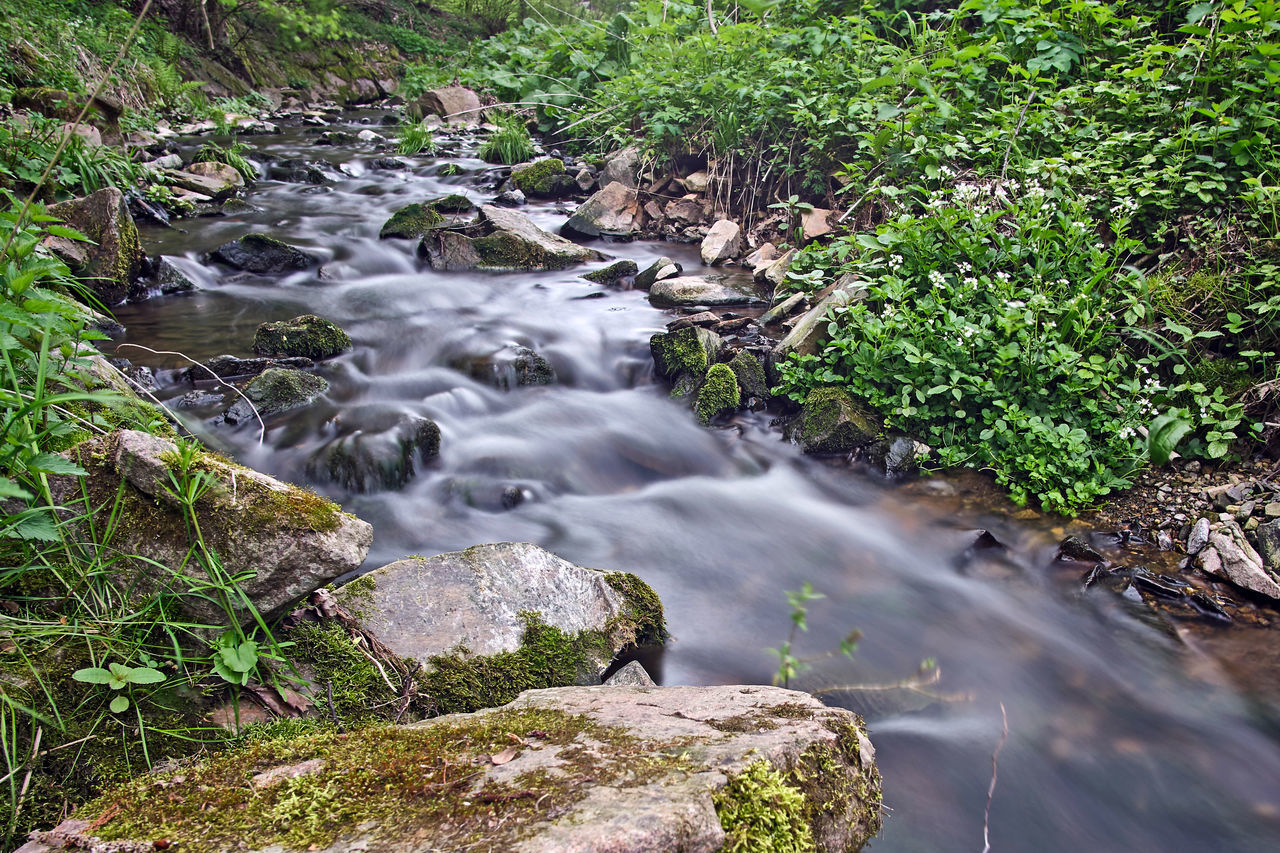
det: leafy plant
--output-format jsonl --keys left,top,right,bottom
{"left": 71, "top": 661, "right": 165, "bottom": 713}
{"left": 193, "top": 140, "right": 258, "bottom": 181}
{"left": 766, "top": 583, "right": 858, "bottom": 688}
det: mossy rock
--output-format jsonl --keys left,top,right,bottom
{"left": 378, "top": 202, "right": 444, "bottom": 239}
{"left": 650, "top": 326, "right": 722, "bottom": 382}
{"left": 458, "top": 345, "right": 556, "bottom": 389}
{"left": 511, "top": 157, "right": 575, "bottom": 198}
{"left": 307, "top": 414, "right": 440, "bottom": 492}
{"left": 581, "top": 259, "right": 639, "bottom": 286}
{"left": 695, "top": 363, "right": 741, "bottom": 424}
{"left": 226, "top": 368, "right": 328, "bottom": 421}
{"left": 253, "top": 314, "right": 352, "bottom": 360}
{"left": 209, "top": 234, "right": 319, "bottom": 274}
{"left": 430, "top": 193, "right": 475, "bottom": 213}
{"left": 794, "top": 386, "right": 877, "bottom": 454}
{"left": 728, "top": 349, "right": 769, "bottom": 400}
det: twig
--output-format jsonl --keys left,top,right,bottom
{"left": 999, "top": 92, "right": 1036, "bottom": 187}
{"left": 982, "top": 702, "right": 1009, "bottom": 853}
{"left": 326, "top": 681, "right": 344, "bottom": 733}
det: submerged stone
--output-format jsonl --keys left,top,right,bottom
{"left": 459, "top": 344, "right": 556, "bottom": 389}
{"left": 308, "top": 412, "right": 441, "bottom": 493}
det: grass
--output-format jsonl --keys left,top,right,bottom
{"left": 478, "top": 113, "right": 535, "bottom": 165}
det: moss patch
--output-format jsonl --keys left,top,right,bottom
{"left": 728, "top": 349, "right": 768, "bottom": 399}
{"left": 430, "top": 193, "right": 475, "bottom": 213}
{"left": 510, "top": 158, "right": 566, "bottom": 197}
{"left": 713, "top": 760, "right": 816, "bottom": 853}
{"left": 253, "top": 314, "right": 352, "bottom": 360}
{"left": 603, "top": 571, "right": 669, "bottom": 647}
{"left": 242, "top": 368, "right": 328, "bottom": 416}
{"left": 695, "top": 363, "right": 741, "bottom": 424}
{"left": 650, "top": 326, "right": 716, "bottom": 381}
{"left": 472, "top": 231, "right": 578, "bottom": 271}
{"left": 378, "top": 202, "right": 443, "bottom": 239}
{"left": 797, "top": 386, "right": 876, "bottom": 454}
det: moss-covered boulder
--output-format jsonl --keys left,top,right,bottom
{"left": 332, "top": 543, "right": 667, "bottom": 711}
{"left": 307, "top": 410, "right": 441, "bottom": 492}
{"left": 793, "top": 386, "right": 878, "bottom": 454}
{"left": 728, "top": 349, "right": 769, "bottom": 401}
{"left": 45, "top": 187, "right": 142, "bottom": 306}
{"left": 253, "top": 314, "right": 352, "bottom": 360}
{"left": 224, "top": 368, "right": 328, "bottom": 423}
{"left": 511, "top": 158, "right": 575, "bottom": 198}
{"left": 430, "top": 193, "right": 475, "bottom": 214}
{"left": 209, "top": 234, "right": 319, "bottom": 274}
{"left": 39, "top": 685, "right": 880, "bottom": 853}
{"left": 378, "top": 202, "right": 444, "bottom": 239}
{"left": 695, "top": 363, "right": 741, "bottom": 424}
{"left": 581, "top": 259, "right": 639, "bottom": 286}
{"left": 650, "top": 326, "right": 722, "bottom": 383}
{"left": 420, "top": 205, "right": 604, "bottom": 272}
{"left": 49, "top": 430, "right": 371, "bottom": 626}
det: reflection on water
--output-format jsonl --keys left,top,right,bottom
{"left": 109, "top": 114, "right": 1280, "bottom": 851}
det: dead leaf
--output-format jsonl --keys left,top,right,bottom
{"left": 489, "top": 746, "right": 518, "bottom": 766}
{"left": 506, "top": 733, "right": 527, "bottom": 746}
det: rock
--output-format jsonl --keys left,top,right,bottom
{"left": 700, "top": 219, "right": 743, "bottom": 265}
{"left": 410, "top": 85, "right": 482, "bottom": 122}
{"left": 635, "top": 257, "right": 681, "bottom": 290}
{"left": 868, "top": 436, "right": 922, "bottom": 479}
{"left": 768, "top": 280, "right": 866, "bottom": 380}
{"left": 511, "top": 158, "right": 576, "bottom": 198}
{"left": 1187, "top": 517, "right": 1211, "bottom": 555}
{"left": 224, "top": 368, "right": 328, "bottom": 423}
{"left": 650, "top": 326, "right": 721, "bottom": 382}
{"left": 801, "top": 207, "right": 836, "bottom": 241}
{"left": 683, "top": 170, "right": 711, "bottom": 193}
{"left": 422, "top": 206, "right": 604, "bottom": 272}
{"left": 308, "top": 411, "right": 440, "bottom": 492}
{"left": 745, "top": 242, "right": 779, "bottom": 274}
{"left": 604, "top": 660, "right": 656, "bottom": 687}
{"left": 254, "top": 314, "right": 351, "bottom": 360}
{"left": 649, "top": 274, "right": 764, "bottom": 308}
{"left": 759, "top": 248, "right": 795, "bottom": 286}
{"left": 600, "top": 146, "right": 641, "bottom": 189}
{"left": 431, "top": 194, "right": 476, "bottom": 214}
{"left": 61, "top": 122, "right": 101, "bottom": 146}
{"left": 759, "top": 292, "right": 807, "bottom": 325}
{"left": 575, "top": 168, "right": 596, "bottom": 192}
{"left": 154, "top": 257, "right": 197, "bottom": 294}
{"left": 379, "top": 202, "right": 443, "bottom": 239}
{"left": 167, "top": 168, "right": 240, "bottom": 201}
{"left": 494, "top": 188, "right": 527, "bottom": 207}
{"left": 1202, "top": 521, "right": 1280, "bottom": 599}
{"left": 793, "top": 386, "right": 876, "bottom": 454}
{"left": 337, "top": 543, "right": 667, "bottom": 688}
{"left": 142, "top": 153, "right": 183, "bottom": 171}
{"left": 1265, "top": 502, "right": 1280, "bottom": 518}
{"left": 369, "top": 157, "right": 408, "bottom": 170}
{"left": 182, "top": 354, "right": 314, "bottom": 384}
{"left": 186, "top": 160, "right": 246, "bottom": 195}
{"left": 356, "top": 128, "right": 384, "bottom": 142}
{"left": 51, "top": 431, "right": 371, "bottom": 625}
{"left": 45, "top": 187, "right": 142, "bottom": 306}
{"left": 38, "top": 684, "right": 879, "bottom": 853}
{"left": 1255, "top": 518, "right": 1280, "bottom": 568}
{"left": 581, "top": 259, "right": 638, "bottom": 286}
{"left": 209, "top": 234, "right": 319, "bottom": 274}
{"left": 270, "top": 159, "right": 330, "bottom": 184}
{"left": 727, "top": 350, "right": 768, "bottom": 401}
{"left": 460, "top": 345, "right": 556, "bottom": 389}
{"left": 695, "top": 363, "right": 740, "bottom": 423}
{"left": 563, "top": 181, "right": 643, "bottom": 238}
{"left": 1055, "top": 535, "right": 1107, "bottom": 564}
{"left": 665, "top": 198, "right": 705, "bottom": 226}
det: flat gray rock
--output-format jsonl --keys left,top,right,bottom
{"left": 648, "top": 274, "right": 763, "bottom": 308}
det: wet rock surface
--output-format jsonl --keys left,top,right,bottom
{"left": 209, "top": 233, "right": 319, "bottom": 273}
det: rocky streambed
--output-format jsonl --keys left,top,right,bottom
{"left": 25, "top": 94, "right": 1280, "bottom": 852}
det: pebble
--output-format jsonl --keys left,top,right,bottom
{"left": 1266, "top": 502, "right": 1280, "bottom": 518}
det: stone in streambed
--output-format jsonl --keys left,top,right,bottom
{"left": 727, "top": 350, "right": 769, "bottom": 401}
{"left": 695, "top": 363, "right": 740, "bottom": 424}
{"left": 1201, "top": 521, "right": 1280, "bottom": 599}
{"left": 581, "top": 259, "right": 638, "bottom": 286}
{"left": 379, "top": 202, "right": 443, "bottom": 239}
{"left": 253, "top": 314, "right": 351, "bottom": 360}
{"left": 209, "top": 234, "right": 318, "bottom": 274}
{"left": 792, "top": 386, "right": 876, "bottom": 454}
{"left": 421, "top": 205, "right": 604, "bottom": 272}
{"left": 224, "top": 368, "right": 328, "bottom": 423}
{"left": 650, "top": 326, "right": 721, "bottom": 383}
{"left": 700, "top": 219, "right": 742, "bottom": 265}
{"left": 563, "top": 181, "right": 643, "bottom": 238}
{"left": 307, "top": 411, "right": 440, "bottom": 493}
{"left": 635, "top": 257, "right": 681, "bottom": 290}
{"left": 183, "top": 354, "right": 315, "bottom": 384}
{"left": 511, "top": 158, "right": 576, "bottom": 199}
{"left": 648, "top": 274, "right": 764, "bottom": 308}
{"left": 603, "top": 660, "right": 656, "bottom": 687}
{"left": 456, "top": 345, "right": 555, "bottom": 389}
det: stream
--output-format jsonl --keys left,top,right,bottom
{"left": 110, "top": 112, "right": 1280, "bottom": 852}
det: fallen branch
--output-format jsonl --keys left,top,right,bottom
{"left": 982, "top": 702, "right": 1009, "bottom": 853}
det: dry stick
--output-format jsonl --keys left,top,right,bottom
{"left": 112, "top": 343, "right": 266, "bottom": 446}
{"left": 999, "top": 91, "right": 1036, "bottom": 188}
{"left": 13, "top": 725, "right": 42, "bottom": 829}
{"left": 0, "top": 0, "right": 155, "bottom": 261}
{"left": 982, "top": 702, "right": 1009, "bottom": 853}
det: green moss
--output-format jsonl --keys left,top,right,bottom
{"left": 786, "top": 717, "right": 884, "bottom": 846}
{"left": 797, "top": 386, "right": 876, "bottom": 454}
{"left": 242, "top": 368, "right": 328, "bottom": 416}
{"left": 253, "top": 314, "right": 352, "bottom": 360}
{"left": 603, "top": 571, "right": 669, "bottom": 647}
{"left": 430, "top": 193, "right": 475, "bottom": 213}
{"left": 511, "top": 158, "right": 566, "bottom": 197}
{"left": 420, "top": 613, "right": 612, "bottom": 715}
{"left": 713, "top": 760, "right": 816, "bottom": 853}
{"left": 471, "top": 231, "right": 579, "bottom": 271}
{"left": 695, "top": 363, "right": 741, "bottom": 424}
{"left": 728, "top": 349, "right": 768, "bottom": 399}
{"left": 378, "top": 202, "right": 443, "bottom": 239}
{"left": 582, "top": 259, "right": 639, "bottom": 285}
{"left": 649, "top": 326, "right": 716, "bottom": 381}
{"left": 289, "top": 621, "right": 429, "bottom": 723}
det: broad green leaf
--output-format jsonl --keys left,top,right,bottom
{"left": 72, "top": 667, "right": 114, "bottom": 684}
{"left": 109, "top": 695, "right": 130, "bottom": 713}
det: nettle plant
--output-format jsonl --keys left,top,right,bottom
{"left": 778, "top": 177, "right": 1249, "bottom": 514}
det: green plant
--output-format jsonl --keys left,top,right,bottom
{"left": 766, "top": 583, "right": 857, "bottom": 689}
{"left": 193, "top": 140, "right": 258, "bottom": 181}
{"left": 395, "top": 122, "right": 436, "bottom": 156}
{"left": 71, "top": 660, "right": 165, "bottom": 714}
{"left": 478, "top": 113, "right": 536, "bottom": 164}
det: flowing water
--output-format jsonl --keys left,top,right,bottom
{"left": 110, "top": 113, "right": 1280, "bottom": 851}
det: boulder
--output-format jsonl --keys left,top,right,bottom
{"left": 307, "top": 411, "right": 441, "bottom": 492}
{"left": 1255, "top": 518, "right": 1280, "bottom": 568}
{"left": 648, "top": 274, "right": 764, "bottom": 308}
{"left": 153, "top": 257, "right": 197, "bottom": 294}
{"left": 793, "top": 386, "right": 877, "bottom": 454}
{"left": 600, "top": 146, "right": 641, "bottom": 189}
{"left": 182, "top": 354, "right": 314, "bottom": 384}
{"left": 254, "top": 314, "right": 352, "bottom": 360}
{"left": 270, "top": 159, "right": 330, "bottom": 184}
{"left": 166, "top": 168, "right": 240, "bottom": 201}
{"left": 759, "top": 292, "right": 807, "bottom": 326}
{"left": 209, "top": 234, "right": 319, "bottom": 274}
{"left": 581, "top": 259, "right": 638, "bottom": 286}
{"left": 224, "top": 368, "right": 328, "bottom": 423}
{"left": 665, "top": 198, "right": 705, "bottom": 226}
{"left": 700, "top": 219, "right": 742, "bottom": 265}
{"left": 335, "top": 542, "right": 667, "bottom": 691}
{"left": 459, "top": 344, "right": 556, "bottom": 389}
{"left": 186, "top": 160, "right": 246, "bottom": 194}
{"left": 493, "top": 188, "right": 527, "bottom": 207}
{"left": 683, "top": 170, "right": 711, "bottom": 193}
{"left": 563, "top": 181, "right": 643, "bottom": 239}
{"left": 801, "top": 207, "right": 836, "bottom": 241}
{"left": 868, "top": 436, "right": 925, "bottom": 479}
{"left": 1201, "top": 521, "right": 1280, "bottom": 599}
{"left": 759, "top": 248, "right": 796, "bottom": 286}
{"left": 410, "top": 85, "right": 483, "bottom": 122}
{"left": 33, "top": 684, "right": 879, "bottom": 853}
{"left": 650, "top": 326, "right": 721, "bottom": 382}
{"left": 51, "top": 430, "right": 371, "bottom": 625}
{"left": 45, "top": 187, "right": 142, "bottom": 306}
{"left": 727, "top": 350, "right": 769, "bottom": 400}
{"left": 511, "top": 158, "right": 576, "bottom": 198}
{"left": 421, "top": 206, "right": 604, "bottom": 272}
{"left": 745, "top": 242, "right": 779, "bottom": 274}
{"left": 635, "top": 257, "right": 682, "bottom": 290}
{"left": 379, "top": 202, "right": 443, "bottom": 240}
{"left": 695, "top": 363, "right": 740, "bottom": 424}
